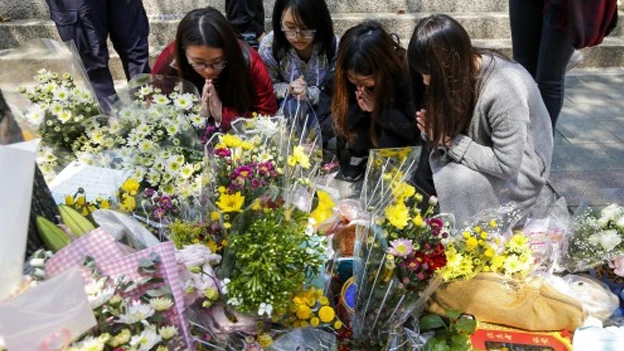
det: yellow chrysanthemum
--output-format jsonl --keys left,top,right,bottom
{"left": 76, "top": 195, "right": 86, "bottom": 206}
{"left": 392, "top": 182, "right": 416, "bottom": 202}
{"left": 287, "top": 146, "right": 311, "bottom": 169}
{"left": 65, "top": 195, "right": 75, "bottom": 206}
{"left": 296, "top": 304, "right": 312, "bottom": 320}
{"left": 384, "top": 202, "right": 410, "bottom": 230}
{"left": 216, "top": 192, "right": 245, "bottom": 212}
{"left": 507, "top": 234, "right": 529, "bottom": 251}
{"left": 319, "top": 296, "right": 329, "bottom": 306}
{"left": 221, "top": 134, "right": 242, "bottom": 148}
{"left": 120, "top": 177, "right": 140, "bottom": 195}
{"left": 490, "top": 219, "right": 497, "bottom": 228}
{"left": 310, "top": 317, "right": 320, "bottom": 327}
{"left": 465, "top": 237, "right": 478, "bottom": 252}
{"left": 412, "top": 213, "right": 424, "bottom": 227}
{"left": 257, "top": 333, "right": 273, "bottom": 348}
{"left": 334, "top": 320, "right": 343, "bottom": 329}
{"left": 318, "top": 306, "right": 335, "bottom": 323}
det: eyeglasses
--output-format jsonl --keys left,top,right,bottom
{"left": 281, "top": 27, "right": 317, "bottom": 39}
{"left": 187, "top": 58, "right": 228, "bottom": 72}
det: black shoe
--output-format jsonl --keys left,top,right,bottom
{"left": 339, "top": 156, "right": 367, "bottom": 182}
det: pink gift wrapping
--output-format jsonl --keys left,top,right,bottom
{"left": 45, "top": 228, "right": 192, "bottom": 348}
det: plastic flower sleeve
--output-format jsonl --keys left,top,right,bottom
{"left": 0, "top": 39, "right": 103, "bottom": 181}
{"left": 0, "top": 267, "right": 96, "bottom": 351}
{"left": 350, "top": 146, "right": 445, "bottom": 347}
{"left": 563, "top": 202, "right": 624, "bottom": 272}
{"left": 0, "top": 139, "right": 39, "bottom": 300}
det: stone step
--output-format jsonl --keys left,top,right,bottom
{"left": 0, "top": 13, "right": 541, "bottom": 51}
{"left": 2, "top": 37, "right": 623, "bottom": 85}
{"left": 4, "top": 11, "right": 624, "bottom": 51}
{"left": 0, "top": 0, "right": 509, "bottom": 20}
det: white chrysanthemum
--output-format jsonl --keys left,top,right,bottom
{"left": 161, "top": 172, "right": 173, "bottom": 184}
{"left": 174, "top": 94, "right": 194, "bottom": 110}
{"left": 159, "top": 325, "right": 178, "bottom": 340}
{"left": 138, "top": 85, "right": 153, "bottom": 97}
{"left": 71, "top": 336, "right": 105, "bottom": 351}
{"left": 152, "top": 94, "right": 170, "bottom": 105}
{"left": 26, "top": 105, "right": 45, "bottom": 126}
{"left": 84, "top": 278, "right": 107, "bottom": 296}
{"left": 120, "top": 107, "right": 135, "bottom": 119}
{"left": 88, "top": 285, "right": 115, "bottom": 309}
{"left": 147, "top": 171, "right": 161, "bottom": 185}
{"left": 53, "top": 87, "right": 71, "bottom": 101}
{"left": 149, "top": 297, "right": 174, "bottom": 312}
{"left": 133, "top": 167, "right": 147, "bottom": 181}
{"left": 116, "top": 301, "right": 155, "bottom": 324}
{"left": 138, "top": 140, "right": 155, "bottom": 153}
{"left": 189, "top": 113, "right": 206, "bottom": 128}
{"left": 50, "top": 102, "right": 64, "bottom": 115}
{"left": 179, "top": 164, "right": 195, "bottom": 179}
{"left": 165, "top": 123, "right": 179, "bottom": 136}
{"left": 43, "top": 82, "right": 57, "bottom": 93}
{"left": 129, "top": 329, "right": 162, "bottom": 351}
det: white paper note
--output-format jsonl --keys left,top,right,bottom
{"left": 49, "top": 161, "right": 131, "bottom": 204}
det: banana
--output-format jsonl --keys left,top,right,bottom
{"left": 58, "top": 204, "right": 96, "bottom": 236}
{"left": 36, "top": 216, "right": 71, "bottom": 252}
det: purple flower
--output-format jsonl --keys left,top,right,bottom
{"left": 215, "top": 148, "right": 231, "bottom": 158}
{"left": 388, "top": 239, "right": 414, "bottom": 258}
{"left": 153, "top": 207, "right": 166, "bottom": 219}
{"left": 235, "top": 165, "right": 254, "bottom": 179}
{"left": 427, "top": 218, "right": 444, "bottom": 236}
{"left": 417, "top": 272, "right": 425, "bottom": 280}
{"left": 250, "top": 178, "right": 260, "bottom": 189}
{"left": 144, "top": 188, "right": 155, "bottom": 197}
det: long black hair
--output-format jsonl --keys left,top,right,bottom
{"left": 407, "top": 14, "right": 483, "bottom": 146}
{"left": 175, "top": 7, "right": 251, "bottom": 114}
{"left": 332, "top": 21, "right": 406, "bottom": 145}
{"left": 271, "top": 0, "right": 336, "bottom": 61}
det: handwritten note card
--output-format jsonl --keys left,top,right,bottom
{"left": 49, "top": 161, "right": 131, "bottom": 204}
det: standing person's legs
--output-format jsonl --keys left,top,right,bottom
{"left": 225, "top": 0, "right": 265, "bottom": 38}
{"left": 108, "top": 0, "right": 151, "bottom": 81}
{"left": 45, "top": 0, "right": 116, "bottom": 105}
{"left": 509, "top": 0, "right": 545, "bottom": 77}
{"left": 534, "top": 18, "right": 575, "bottom": 129}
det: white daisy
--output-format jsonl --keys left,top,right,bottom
{"left": 116, "top": 301, "right": 155, "bottom": 325}
{"left": 152, "top": 94, "right": 170, "bottom": 105}
{"left": 149, "top": 297, "right": 174, "bottom": 312}
{"left": 129, "top": 329, "right": 162, "bottom": 351}
{"left": 174, "top": 93, "right": 194, "bottom": 110}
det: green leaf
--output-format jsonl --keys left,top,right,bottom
{"left": 450, "top": 334, "right": 470, "bottom": 348}
{"left": 446, "top": 309, "right": 461, "bottom": 321}
{"left": 420, "top": 314, "right": 447, "bottom": 331}
{"left": 454, "top": 318, "right": 477, "bottom": 335}
{"left": 146, "top": 285, "right": 172, "bottom": 297}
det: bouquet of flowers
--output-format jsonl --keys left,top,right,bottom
{"left": 45, "top": 228, "right": 193, "bottom": 350}
{"left": 563, "top": 203, "right": 624, "bottom": 272}
{"left": 346, "top": 147, "right": 451, "bottom": 350}
{"left": 1, "top": 39, "right": 103, "bottom": 181}
{"left": 174, "top": 116, "right": 340, "bottom": 350}
{"left": 438, "top": 205, "right": 533, "bottom": 282}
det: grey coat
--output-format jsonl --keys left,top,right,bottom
{"left": 431, "top": 55, "right": 554, "bottom": 225}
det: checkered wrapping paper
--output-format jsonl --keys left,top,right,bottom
{"left": 45, "top": 228, "right": 192, "bottom": 349}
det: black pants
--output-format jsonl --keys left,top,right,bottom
{"left": 225, "top": 0, "right": 265, "bottom": 38}
{"left": 46, "top": 0, "right": 151, "bottom": 105}
{"left": 509, "top": 0, "right": 574, "bottom": 129}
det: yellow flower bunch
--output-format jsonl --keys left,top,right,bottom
{"left": 64, "top": 191, "right": 111, "bottom": 217}
{"left": 287, "top": 145, "right": 311, "bottom": 169}
{"left": 310, "top": 191, "right": 336, "bottom": 227}
{"left": 216, "top": 191, "right": 245, "bottom": 213}
{"left": 439, "top": 223, "right": 534, "bottom": 281}
{"left": 288, "top": 288, "right": 342, "bottom": 330}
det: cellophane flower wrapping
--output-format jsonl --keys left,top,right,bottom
{"left": 0, "top": 39, "right": 103, "bottom": 182}
{"left": 176, "top": 113, "right": 342, "bottom": 350}
{"left": 45, "top": 227, "right": 193, "bottom": 350}
{"left": 77, "top": 74, "right": 207, "bottom": 235}
{"left": 348, "top": 147, "right": 449, "bottom": 350}
{"left": 563, "top": 203, "right": 624, "bottom": 272}
{"left": 437, "top": 204, "right": 532, "bottom": 282}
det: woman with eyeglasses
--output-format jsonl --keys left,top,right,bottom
{"left": 332, "top": 21, "right": 424, "bottom": 182}
{"left": 152, "top": 7, "right": 278, "bottom": 134}
{"left": 258, "top": 0, "right": 338, "bottom": 147}
{"left": 408, "top": 15, "right": 553, "bottom": 224}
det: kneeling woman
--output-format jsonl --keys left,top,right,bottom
{"left": 409, "top": 14, "right": 553, "bottom": 224}
{"left": 152, "top": 7, "right": 278, "bottom": 136}
{"left": 332, "top": 21, "right": 423, "bottom": 181}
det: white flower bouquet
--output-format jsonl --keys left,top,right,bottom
{"left": 564, "top": 203, "right": 624, "bottom": 272}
